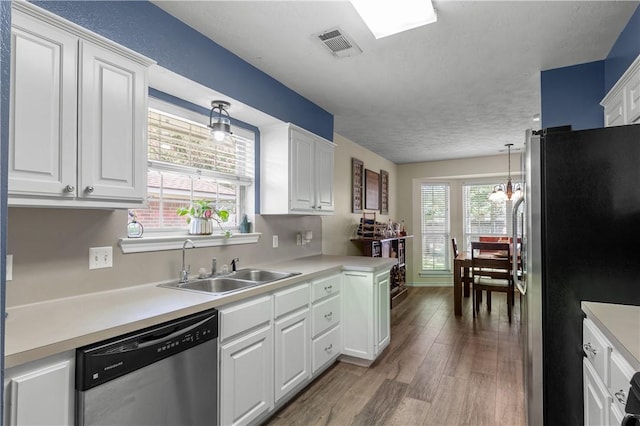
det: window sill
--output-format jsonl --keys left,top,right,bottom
{"left": 118, "top": 233, "right": 262, "bottom": 254}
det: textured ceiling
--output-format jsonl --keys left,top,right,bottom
{"left": 150, "top": 1, "right": 639, "bottom": 163}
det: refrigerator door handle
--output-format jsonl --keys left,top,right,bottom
{"left": 512, "top": 196, "right": 525, "bottom": 295}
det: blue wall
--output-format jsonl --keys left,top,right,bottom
{"left": 541, "top": 4, "right": 640, "bottom": 130}
{"left": 605, "top": 5, "right": 640, "bottom": 92}
{"left": 541, "top": 61, "right": 605, "bottom": 130}
{"left": 32, "top": 1, "right": 334, "bottom": 141}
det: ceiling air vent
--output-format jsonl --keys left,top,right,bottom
{"left": 316, "top": 27, "right": 362, "bottom": 58}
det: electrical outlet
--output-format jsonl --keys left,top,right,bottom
{"left": 296, "top": 234, "right": 302, "bottom": 246}
{"left": 89, "top": 247, "right": 113, "bottom": 270}
{"left": 6, "top": 254, "right": 12, "bottom": 281}
{"left": 272, "top": 235, "right": 279, "bottom": 248}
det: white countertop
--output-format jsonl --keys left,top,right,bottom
{"left": 4, "top": 255, "right": 396, "bottom": 369}
{"left": 582, "top": 301, "right": 640, "bottom": 370}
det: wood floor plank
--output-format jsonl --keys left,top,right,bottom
{"left": 459, "top": 372, "right": 497, "bottom": 426}
{"left": 422, "top": 375, "right": 468, "bottom": 425}
{"left": 406, "top": 342, "right": 451, "bottom": 402}
{"left": 352, "top": 379, "right": 408, "bottom": 426}
{"left": 386, "top": 396, "right": 430, "bottom": 426}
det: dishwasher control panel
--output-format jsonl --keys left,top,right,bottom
{"left": 76, "top": 308, "right": 218, "bottom": 391}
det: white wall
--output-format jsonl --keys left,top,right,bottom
{"left": 322, "top": 133, "right": 398, "bottom": 256}
{"left": 397, "top": 153, "right": 522, "bottom": 286}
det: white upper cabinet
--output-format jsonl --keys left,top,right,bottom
{"left": 601, "top": 54, "right": 640, "bottom": 127}
{"left": 260, "top": 123, "right": 335, "bottom": 215}
{"left": 9, "top": 1, "right": 154, "bottom": 208}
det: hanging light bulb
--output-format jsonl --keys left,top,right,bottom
{"left": 490, "top": 143, "right": 521, "bottom": 202}
{"left": 208, "top": 100, "right": 232, "bottom": 142}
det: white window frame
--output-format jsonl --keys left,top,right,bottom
{"left": 118, "top": 98, "right": 260, "bottom": 253}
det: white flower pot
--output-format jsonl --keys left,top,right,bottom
{"left": 189, "top": 218, "right": 214, "bottom": 235}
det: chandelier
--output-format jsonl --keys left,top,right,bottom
{"left": 489, "top": 143, "right": 522, "bottom": 202}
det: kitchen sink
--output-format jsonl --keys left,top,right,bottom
{"left": 158, "top": 269, "right": 300, "bottom": 295}
{"left": 227, "top": 268, "right": 299, "bottom": 283}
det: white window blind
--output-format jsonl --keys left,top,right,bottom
{"left": 420, "top": 183, "right": 450, "bottom": 272}
{"left": 133, "top": 104, "right": 255, "bottom": 230}
{"left": 462, "top": 183, "right": 508, "bottom": 253}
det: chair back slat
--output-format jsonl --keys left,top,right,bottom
{"left": 471, "top": 242, "right": 511, "bottom": 280}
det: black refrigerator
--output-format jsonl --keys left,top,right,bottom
{"left": 518, "top": 124, "right": 640, "bottom": 425}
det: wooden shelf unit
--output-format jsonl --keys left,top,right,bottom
{"left": 351, "top": 235, "right": 412, "bottom": 308}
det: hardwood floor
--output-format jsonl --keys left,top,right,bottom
{"left": 265, "top": 286, "right": 526, "bottom": 426}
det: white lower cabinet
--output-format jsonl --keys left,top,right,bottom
{"left": 273, "top": 283, "right": 311, "bottom": 403}
{"left": 310, "top": 274, "right": 342, "bottom": 373}
{"left": 219, "top": 296, "right": 273, "bottom": 426}
{"left": 582, "top": 315, "right": 636, "bottom": 426}
{"left": 341, "top": 269, "right": 391, "bottom": 363}
{"left": 3, "top": 351, "right": 74, "bottom": 426}
{"left": 583, "top": 358, "right": 610, "bottom": 426}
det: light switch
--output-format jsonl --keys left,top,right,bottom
{"left": 89, "top": 247, "right": 113, "bottom": 270}
{"left": 272, "top": 235, "right": 279, "bottom": 248}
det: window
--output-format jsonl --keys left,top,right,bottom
{"left": 420, "top": 183, "right": 450, "bottom": 272}
{"left": 462, "top": 182, "right": 519, "bottom": 253}
{"left": 132, "top": 99, "right": 255, "bottom": 233}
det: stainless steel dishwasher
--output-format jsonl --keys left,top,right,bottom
{"left": 76, "top": 308, "right": 218, "bottom": 425}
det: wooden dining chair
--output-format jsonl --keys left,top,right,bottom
{"left": 471, "top": 241, "right": 514, "bottom": 322}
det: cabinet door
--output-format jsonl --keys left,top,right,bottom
{"left": 289, "top": 129, "right": 315, "bottom": 211}
{"left": 604, "top": 90, "right": 625, "bottom": 127}
{"left": 315, "top": 139, "right": 334, "bottom": 212}
{"left": 7, "top": 360, "right": 73, "bottom": 426}
{"left": 220, "top": 326, "right": 273, "bottom": 426}
{"left": 341, "top": 272, "right": 374, "bottom": 360}
{"left": 79, "top": 41, "right": 147, "bottom": 202}
{"left": 627, "top": 70, "right": 640, "bottom": 124}
{"left": 583, "top": 359, "right": 610, "bottom": 426}
{"left": 274, "top": 309, "right": 311, "bottom": 402}
{"left": 375, "top": 270, "right": 391, "bottom": 354}
{"left": 9, "top": 11, "right": 78, "bottom": 198}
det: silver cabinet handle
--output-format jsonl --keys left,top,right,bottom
{"left": 615, "top": 390, "right": 627, "bottom": 404}
{"left": 317, "top": 205, "right": 322, "bottom": 209}
{"left": 85, "top": 186, "right": 94, "bottom": 193}
{"left": 324, "top": 285, "right": 333, "bottom": 292}
{"left": 324, "top": 344, "right": 333, "bottom": 352}
{"left": 64, "top": 185, "right": 75, "bottom": 193}
{"left": 583, "top": 342, "right": 597, "bottom": 357}
{"left": 324, "top": 312, "right": 333, "bottom": 320}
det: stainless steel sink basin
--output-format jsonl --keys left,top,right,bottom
{"left": 158, "top": 269, "right": 300, "bottom": 295}
{"left": 228, "top": 268, "right": 299, "bottom": 283}
{"left": 180, "top": 277, "right": 260, "bottom": 294}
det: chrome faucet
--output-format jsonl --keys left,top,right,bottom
{"left": 210, "top": 258, "right": 217, "bottom": 276}
{"left": 180, "top": 239, "right": 195, "bottom": 283}
{"left": 231, "top": 258, "right": 239, "bottom": 272}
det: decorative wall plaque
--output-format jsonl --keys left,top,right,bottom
{"left": 352, "top": 158, "right": 364, "bottom": 213}
{"left": 380, "top": 169, "right": 389, "bottom": 215}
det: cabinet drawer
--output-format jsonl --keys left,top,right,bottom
{"left": 312, "top": 325, "right": 341, "bottom": 373}
{"left": 311, "top": 274, "right": 340, "bottom": 302}
{"left": 274, "top": 283, "right": 310, "bottom": 318}
{"left": 220, "top": 295, "right": 271, "bottom": 342}
{"left": 311, "top": 294, "right": 341, "bottom": 337}
{"left": 583, "top": 318, "right": 612, "bottom": 385}
{"left": 610, "top": 350, "right": 635, "bottom": 412}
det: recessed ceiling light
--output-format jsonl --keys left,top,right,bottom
{"left": 350, "top": 0, "right": 437, "bottom": 39}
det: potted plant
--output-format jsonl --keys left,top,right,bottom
{"left": 177, "top": 199, "right": 231, "bottom": 237}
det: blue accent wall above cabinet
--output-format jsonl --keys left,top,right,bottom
{"left": 540, "top": 4, "right": 640, "bottom": 131}
{"left": 605, "top": 5, "right": 640, "bottom": 93}
{"left": 31, "top": 0, "right": 334, "bottom": 141}
{"left": 540, "top": 61, "right": 605, "bottom": 130}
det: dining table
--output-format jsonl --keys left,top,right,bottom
{"left": 453, "top": 244, "right": 519, "bottom": 316}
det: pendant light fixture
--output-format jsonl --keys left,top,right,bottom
{"left": 489, "top": 143, "right": 521, "bottom": 202}
{"left": 208, "top": 100, "right": 232, "bottom": 142}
